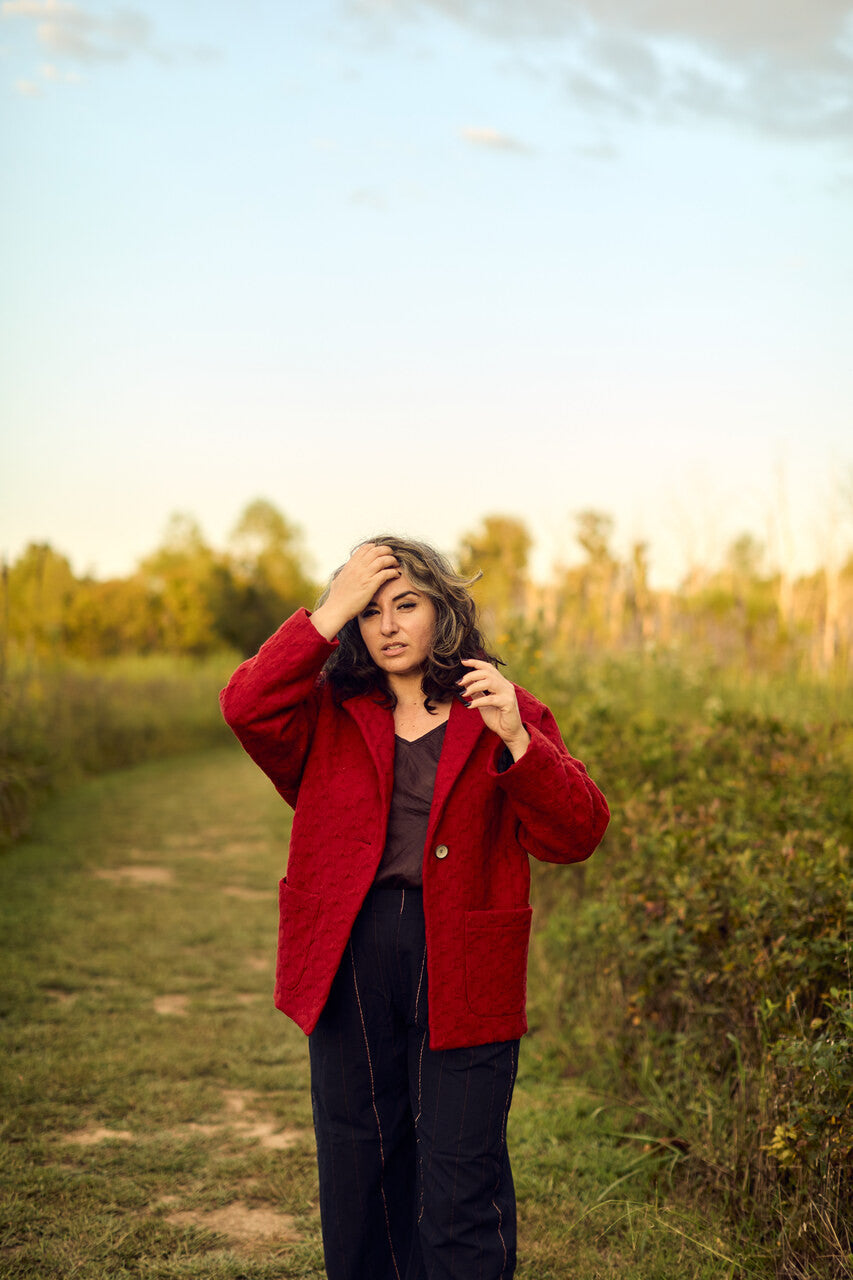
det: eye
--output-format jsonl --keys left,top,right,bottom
{"left": 361, "top": 606, "right": 379, "bottom": 618}
{"left": 397, "top": 601, "right": 416, "bottom": 611}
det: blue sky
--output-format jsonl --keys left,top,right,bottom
{"left": 2, "top": 0, "right": 852, "bottom": 588}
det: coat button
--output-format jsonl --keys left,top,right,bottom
{"left": 434, "top": 843, "right": 449, "bottom": 860}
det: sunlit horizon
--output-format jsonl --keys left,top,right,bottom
{"left": 2, "top": 1, "right": 851, "bottom": 594}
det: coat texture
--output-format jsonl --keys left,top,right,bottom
{"left": 220, "top": 608, "right": 609, "bottom": 1050}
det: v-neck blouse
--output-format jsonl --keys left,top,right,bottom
{"left": 373, "top": 720, "right": 448, "bottom": 889}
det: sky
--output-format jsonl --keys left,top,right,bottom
{"left": 1, "top": 0, "right": 852, "bottom": 590}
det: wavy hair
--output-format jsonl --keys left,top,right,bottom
{"left": 319, "top": 535, "right": 502, "bottom": 710}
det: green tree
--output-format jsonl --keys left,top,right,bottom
{"left": 6, "top": 543, "right": 78, "bottom": 656}
{"left": 221, "top": 499, "right": 317, "bottom": 655}
{"left": 553, "top": 510, "right": 622, "bottom": 648}
{"left": 138, "top": 514, "right": 222, "bottom": 655}
{"left": 678, "top": 532, "right": 783, "bottom": 668}
{"left": 726, "top": 532, "right": 764, "bottom": 582}
{"left": 457, "top": 515, "right": 532, "bottom": 632}
{"left": 625, "top": 540, "right": 653, "bottom": 643}
{"left": 64, "top": 576, "right": 161, "bottom": 658}
{"left": 575, "top": 510, "right": 616, "bottom": 568}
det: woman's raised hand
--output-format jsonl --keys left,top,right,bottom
{"left": 310, "top": 544, "right": 400, "bottom": 640}
{"left": 458, "top": 659, "right": 530, "bottom": 761}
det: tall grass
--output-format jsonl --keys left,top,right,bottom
{"left": 3, "top": 636, "right": 851, "bottom": 1275}
{"left": 0, "top": 749, "right": 754, "bottom": 1279}
{"left": 0, "top": 651, "right": 237, "bottom": 845}
{"left": 510, "top": 638, "right": 853, "bottom": 1279}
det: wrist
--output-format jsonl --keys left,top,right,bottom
{"left": 310, "top": 601, "right": 351, "bottom": 642}
{"left": 503, "top": 728, "right": 530, "bottom": 762}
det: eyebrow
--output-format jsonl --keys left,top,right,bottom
{"left": 365, "top": 589, "right": 421, "bottom": 607}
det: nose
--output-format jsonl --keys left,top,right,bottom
{"left": 379, "top": 606, "right": 398, "bottom": 635}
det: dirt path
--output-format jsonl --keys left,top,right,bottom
{"left": 0, "top": 748, "right": 736, "bottom": 1279}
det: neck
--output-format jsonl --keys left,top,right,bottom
{"left": 387, "top": 672, "right": 425, "bottom": 706}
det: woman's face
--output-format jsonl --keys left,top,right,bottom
{"left": 357, "top": 572, "right": 437, "bottom": 680}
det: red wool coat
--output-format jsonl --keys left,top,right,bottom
{"left": 220, "top": 609, "right": 609, "bottom": 1051}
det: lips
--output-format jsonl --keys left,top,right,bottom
{"left": 381, "top": 643, "right": 406, "bottom": 656}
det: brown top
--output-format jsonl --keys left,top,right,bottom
{"left": 373, "top": 720, "right": 448, "bottom": 889}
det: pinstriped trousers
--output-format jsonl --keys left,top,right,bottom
{"left": 309, "top": 887, "right": 519, "bottom": 1280}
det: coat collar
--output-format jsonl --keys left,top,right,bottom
{"left": 430, "top": 696, "right": 487, "bottom": 826}
{"left": 341, "top": 691, "right": 488, "bottom": 824}
{"left": 341, "top": 693, "right": 395, "bottom": 813}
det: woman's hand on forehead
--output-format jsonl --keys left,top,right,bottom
{"left": 311, "top": 543, "right": 401, "bottom": 640}
{"left": 348, "top": 543, "right": 402, "bottom": 606}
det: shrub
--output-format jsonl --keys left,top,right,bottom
{"left": 533, "top": 692, "right": 852, "bottom": 1277}
{"left": 0, "top": 652, "right": 236, "bottom": 846}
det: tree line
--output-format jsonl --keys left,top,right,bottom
{"left": 4, "top": 502, "right": 852, "bottom": 675}
{"left": 2, "top": 501, "right": 315, "bottom": 663}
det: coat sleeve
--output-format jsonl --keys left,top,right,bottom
{"left": 488, "top": 702, "right": 609, "bottom": 864}
{"left": 219, "top": 608, "right": 338, "bottom": 808}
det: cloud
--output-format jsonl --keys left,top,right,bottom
{"left": 13, "top": 73, "right": 41, "bottom": 93}
{"left": 347, "top": 0, "right": 853, "bottom": 141}
{"left": 460, "top": 125, "right": 531, "bottom": 152}
{"left": 2, "top": 1, "right": 154, "bottom": 61}
{"left": 586, "top": 0, "right": 852, "bottom": 66}
{"left": 348, "top": 0, "right": 582, "bottom": 42}
{"left": 40, "top": 58, "right": 79, "bottom": 80}
{"left": 354, "top": 0, "right": 852, "bottom": 62}
{"left": 1, "top": 1, "right": 220, "bottom": 68}
{"left": 3, "top": 0, "right": 62, "bottom": 10}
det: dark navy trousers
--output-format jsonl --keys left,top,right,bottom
{"left": 309, "top": 887, "right": 519, "bottom": 1280}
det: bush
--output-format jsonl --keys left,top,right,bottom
{"left": 4, "top": 632, "right": 851, "bottom": 1275}
{"left": 531, "top": 684, "right": 853, "bottom": 1278}
{"left": 0, "top": 652, "right": 237, "bottom": 846}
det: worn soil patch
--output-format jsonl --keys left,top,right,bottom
{"left": 166, "top": 1090, "right": 308, "bottom": 1151}
{"left": 153, "top": 994, "right": 189, "bottom": 1016}
{"left": 244, "top": 952, "right": 272, "bottom": 973}
{"left": 222, "top": 1089, "right": 256, "bottom": 1113}
{"left": 223, "top": 885, "right": 269, "bottom": 901}
{"left": 166, "top": 1201, "right": 300, "bottom": 1246}
{"left": 93, "top": 865, "right": 174, "bottom": 886}
{"left": 219, "top": 1090, "right": 306, "bottom": 1150}
{"left": 63, "top": 1126, "right": 134, "bottom": 1145}
{"left": 55, "top": 1091, "right": 308, "bottom": 1155}
{"left": 42, "top": 987, "right": 78, "bottom": 1004}
{"left": 240, "top": 1122, "right": 304, "bottom": 1150}
{"left": 162, "top": 833, "right": 207, "bottom": 850}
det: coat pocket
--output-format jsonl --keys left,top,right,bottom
{"left": 276, "top": 879, "right": 321, "bottom": 991}
{"left": 464, "top": 907, "right": 533, "bottom": 1017}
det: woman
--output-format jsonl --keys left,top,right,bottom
{"left": 220, "top": 537, "right": 609, "bottom": 1280}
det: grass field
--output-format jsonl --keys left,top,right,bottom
{"left": 0, "top": 746, "right": 764, "bottom": 1280}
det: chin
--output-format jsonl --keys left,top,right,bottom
{"left": 377, "top": 654, "right": 425, "bottom": 677}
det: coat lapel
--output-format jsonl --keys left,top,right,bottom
{"left": 343, "top": 692, "right": 487, "bottom": 835}
{"left": 428, "top": 697, "right": 487, "bottom": 837}
{"left": 342, "top": 694, "right": 395, "bottom": 813}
